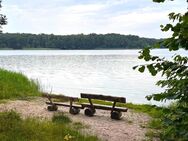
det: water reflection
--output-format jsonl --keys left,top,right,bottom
{"left": 0, "top": 49, "right": 187, "bottom": 105}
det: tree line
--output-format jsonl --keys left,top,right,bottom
{"left": 0, "top": 33, "right": 159, "bottom": 49}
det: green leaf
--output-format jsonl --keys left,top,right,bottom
{"left": 147, "top": 64, "right": 157, "bottom": 76}
{"left": 142, "top": 48, "right": 151, "bottom": 61}
{"left": 138, "top": 66, "right": 145, "bottom": 73}
{"left": 138, "top": 55, "right": 143, "bottom": 59}
{"left": 169, "top": 12, "right": 175, "bottom": 20}
{"left": 132, "top": 66, "right": 138, "bottom": 70}
{"left": 146, "top": 95, "right": 152, "bottom": 101}
{"left": 153, "top": 94, "right": 164, "bottom": 101}
{"left": 161, "top": 24, "right": 173, "bottom": 32}
{"left": 152, "top": 56, "right": 159, "bottom": 61}
{"left": 155, "top": 63, "right": 162, "bottom": 70}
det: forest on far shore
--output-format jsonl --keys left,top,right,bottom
{"left": 0, "top": 33, "right": 160, "bottom": 49}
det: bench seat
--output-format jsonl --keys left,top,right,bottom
{"left": 46, "top": 101, "right": 83, "bottom": 109}
{"left": 81, "top": 103, "right": 128, "bottom": 112}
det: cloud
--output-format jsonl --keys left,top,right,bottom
{"left": 1, "top": 0, "right": 187, "bottom": 38}
{"left": 65, "top": 4, "right": 105, "bottom": 14}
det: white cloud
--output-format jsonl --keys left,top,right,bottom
{"left": 1, "top": 0, "right": 187, "bottom": 38}
{"left": 65, "top": 4, "right": 105, "bottom": 14}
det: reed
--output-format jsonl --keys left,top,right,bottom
{"left": 0, "top": 68, "right": 40, "bottom": 99}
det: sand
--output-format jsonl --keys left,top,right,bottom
{"left": 0, "top": 98, "right": 151, "bottom": 141}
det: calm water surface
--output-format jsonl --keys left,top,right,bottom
{"left": 0, "top": 49, "right": 187, "bottom": 105}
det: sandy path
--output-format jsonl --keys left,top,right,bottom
{"left": 0, "top": 98, "right": 150, "bottom": 141}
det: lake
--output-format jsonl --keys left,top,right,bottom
{"left": 0, "top": 49, "right": 187, "bottom": 105}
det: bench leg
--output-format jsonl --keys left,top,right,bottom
{"left": 111, "top": 111, "right": 122, "bottom": 120}
{"left": 69, "top": 107, "right": 80, "bottom": 115}
{"left": 84, "top": 107, "right": 95, "bottom": 117}
{"left": 47, "top": 104, "right": 58, "bottom": 111}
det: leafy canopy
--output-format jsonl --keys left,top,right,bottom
{"left": 134, "top": 0, "right": 188, "bottom": 140}
{"left": 134, "top": 0, "right": 188, "bottom": 103}
{"left": 0, "top": 0, "right": 7, "bottom": 32}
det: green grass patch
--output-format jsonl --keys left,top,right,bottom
{"left": 0, "top": 111, "right": 99, "bottom": 141}
{"left": 52, "top": 113, "right": 72, "bottom": 124}
{"left": 72, "top": 122, "right": 87, "bottom": 130}
{"left": 145, "top": 129, "right": 160, "bottom": 140}
{"left": 0, "top": 68, "right": 41, "bottom": 99}
{"left": 0, "top": 99, "right": 8, "bottom": 104}
{"left": 148, "top": 119, "right": 162, "bottom": 129}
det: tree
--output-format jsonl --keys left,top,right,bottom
{"left": 0, "top": 0, "right": 7, "bottom": 32}
{"left": 0, "top": 33, "right": 158, "bottom": 49}
{"left": 134, "top": 0, "right": 188, "bottom": 140}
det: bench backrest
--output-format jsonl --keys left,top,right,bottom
{"left": 80, "top": 93, "right": 126, "bottom": 103}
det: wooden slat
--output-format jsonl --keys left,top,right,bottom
{"left": 81, "top": 103, "right": 128, "bottom": 112}
{"left": 42, "top": 93, "right": 79, "bottom": 101}
{"left": 46, "top": 102, "right": 83, "bottom": 109}
{"left": 80, "top": 93, "right": 126, "bottom": 103}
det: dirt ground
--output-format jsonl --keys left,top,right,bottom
{"left": 0, "top": 98, "right": 151, "bottom": 141}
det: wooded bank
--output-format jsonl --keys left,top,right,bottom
{"left": 0, "top": 33, "right": 160, "bottom": 49}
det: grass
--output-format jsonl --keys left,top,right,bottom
{"left": 145, "top": 129, "right": 161, "bottom": 140}
{"left": 0, "top": 111, "right": 99, "bottom": 141}
{"left": 72, "top": 122, "right": 88, "bottom": 130}
{"left": 0, "top": 68, "right": 167, "bottom": 140}
{"left": 0, "top": 68, "right": 41, "bottom": 99}
{"left": 52, "top": 113, "right": 72, "bottom": 124}
{"left": 0, "top": 69, "right": 98, "bottom": 141}
{"left": 0, "top": 99, "right": 8, "bottom": 104}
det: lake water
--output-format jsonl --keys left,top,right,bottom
{"left": 0, "top": 49, "right": 187, "bottom": 105}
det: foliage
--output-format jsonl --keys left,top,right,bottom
{"left": 0, "top": 111, "right": 99, "bottom": 141}
{"left": 0, "top": 68, "right": 40, "bottom": 99}
{"left": 160, "top": 105, "right": 188, "bottom": 140}
{"left": 135, "top": 53, "right": 188, "bottom": 103}
{"left": 134, "top": 0, "right": 188, "bottom": 140}
{"left": 0, "top": 33, "right": 159, "bottom": 49}
{"left": 0, "top": 0, "right": 7, "bottom": 32}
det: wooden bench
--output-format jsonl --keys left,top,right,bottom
{"left": 80, "top": 93, "right": 128, "bottom": 120}
{"left": 42, "top": 93, "right": 83, "bottom": 115}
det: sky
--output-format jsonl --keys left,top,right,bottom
{"left": 1, "top": 0, "right": 187, "bottom": 38}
